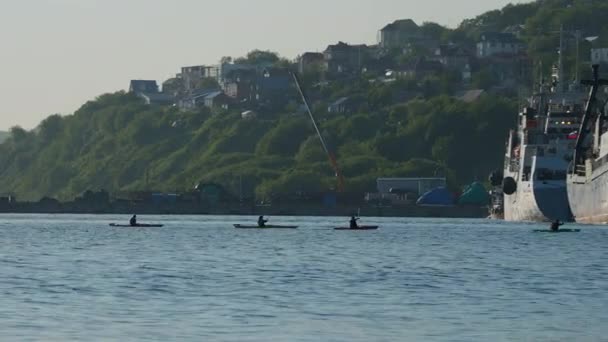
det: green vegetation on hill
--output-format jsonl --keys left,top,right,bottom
{"left": 0, "top": 91, "right": 516, "bottom": 200}
{"left": 0, "top": 131, "right": 8, "bottom": 144}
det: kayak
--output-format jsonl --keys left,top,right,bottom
{"left": 109, "top": 223, "right": 164, "bottom": 227}
{"left": 334, "top": 226, "right": 379, "bottom": 230}
{"left": 233, "top": 224, "right": 298, "bottom": 229}
{"left": 533, "top": 229, "right": 581, "bottom": 233}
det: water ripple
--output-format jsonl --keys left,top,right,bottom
{"left": 0, "top": 214, "right": 607, "bottom": 341}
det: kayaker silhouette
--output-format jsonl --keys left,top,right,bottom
{"left": 550, "top": 220, "right": 563, "bottom": 231}
{"left": 350, "top": 215, "right": 359, "bottom": 229}
{"left": 258, "top": 216, "right": 268, "bottom": 228}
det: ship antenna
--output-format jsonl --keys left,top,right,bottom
{"left": 557, "top": 25, "right": 565, "bottom": 93}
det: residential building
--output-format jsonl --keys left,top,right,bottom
{"left": 476, "top": 32, "right": 523, "bottom": 58}
{"left": 129, "top": 80, "right": 174, "bottom": 105}
{"left": 181, "top": 66, "right": 205, "bottom": 92}
{"left": 503, "top": 25, "right": 525, "bottom": 38}
{"left": 396, "top": 57, "right": 443, "bottom": 79}
{"left": 204, "top": 91, "right": 232, "bottom": 109}
{"left": 222, "top": 69, "right": 257, "bottom": 101}
{"left": 138, "top": 93, "right": 174, "bottom": 106}
{"left": 328, "top": 97, "right": 357, "bottom": 114}
{"left": 202, "top": 65, "right": 220, "bottom": 79}
{"left": 178, "top": 89, "right": 218, "bottom": 111}
{"left": 430, "top": 44, "right": 474, "bottom": 82}
{"left": 254, "top": 67, "right": 291, "bottom": 104}
{"left": 179, "top": 65, "right": 221, "bottom": 93}
{"left": 379, "top": 19, "right": 423, "bottom": 49}
{"left": 324, "top": 42, "right": 369, "bottom": 75}
{"left": 431, "top": 44, "right": 472, "bottom": 70}
{"left": 218, "top": 62, "right": 269, "bottom": 87}
{"left": 129, "top": 80, "right": 159, "bottom": 94}
{"left": 298, "top": 52, "right": 325, "bottom": 74}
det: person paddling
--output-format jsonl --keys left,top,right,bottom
{"left": 550, "top": 220, "right": 563, "bottom": 231}
{"left": 258, "top": 216, "right": 268, "bottom": 228}
{"left": 130, "top": 215, "right": 137, "bottom": 227}
{"left": 350, "top": 215, "right": 359, "bottom": 229}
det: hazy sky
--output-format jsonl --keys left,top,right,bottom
{"left": 0, "top": 0, "right": 529, "bottom": 130}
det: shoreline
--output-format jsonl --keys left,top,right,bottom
{"left": 0, "top": 203, "right": 489, "bottom": 219}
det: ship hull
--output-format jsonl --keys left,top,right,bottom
{"left": 533, "top": 182, "right": 573, "bottom": 222}
{"left": 504, "top": 180, "right": 572, "bottom": 222}
{"left": 504, "top": 181, "right": 546, "bottom": 222}
{"left": 568, "top": 166, "right": 608, "bottom": 224}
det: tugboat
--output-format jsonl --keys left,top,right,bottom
{"left": 567, "top": 64, "right": 608, "bottom": 224}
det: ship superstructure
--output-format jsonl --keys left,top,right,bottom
{"left": 501, "top": 86, "right": 585, "bottom": 222}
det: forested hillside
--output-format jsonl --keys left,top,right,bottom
{"left": 0, "top": 92, "right": 515, "bottom": 200}
{"left": 0, "top": 131, "right": 8, "bottom": 144}
{"left": 2, "top": 0, "right": 608, "bottom": 201}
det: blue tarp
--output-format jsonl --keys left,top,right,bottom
{"left": 416, "top": 187, "right": 454, "bottom": 206}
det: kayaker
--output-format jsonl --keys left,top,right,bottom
{"left": 130, "top": 215, "right": 137, "bottom": 227}
{"left": 550, "top": 220, "right": 563, "bottom": 231}
{"left": 258, "top": 216, "right": 268, "bottom": 228}
{"left": 350, "top": 215, "right": 359, "bottom": 229}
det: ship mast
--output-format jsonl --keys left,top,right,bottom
{"left": 574, "top": 65, "right": 608, "bottom": 165}
{"left": 556, "top": 26, "right": 565, "bottom": 93}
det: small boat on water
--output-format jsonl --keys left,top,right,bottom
{"left": 334, "top": 226, "right": 379, "bottom": 230}
{"left": 533, "top": 229, "right": 581, "bottom": 233}
{"left": 109, "top": 223, "right": 164, "bottom": 228}
{"left": 233, "top": 224, "right": 298, "bottom": 229}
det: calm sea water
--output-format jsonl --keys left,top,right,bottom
{"left": 1, "top": 214, "right": 607, "bottom": 341}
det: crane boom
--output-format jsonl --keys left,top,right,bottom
{"left": 291, "top": 72, "right": 345, "bottom": 192}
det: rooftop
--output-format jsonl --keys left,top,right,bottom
{"left": 381, "top": 19, "right": 419, "bottom": 32}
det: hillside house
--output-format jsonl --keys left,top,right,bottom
{"left": 477, "top": 32, "right": 523, "bottom": 58}
{"left": 379, "top": 19, "right": 424, "bottom": 49}
{"left": 327, "top": 97, "right": 359, "bottom": 114}
{"left": 177, "top": 88, "right": 232, "bottom": 111}
{"left": 129, "top": 80, "right": 159, "bottom": 94}
{"left": 429, "top": 44, "right": 474, "bottom": 82}
{"left": 324, "top": 42, "right": 369, "bottom": 75}
{"left": 138, "top": 93, "right": 174, "bottom": 106}
{"left": 181, "top": 66, "right": 205, "bottom": 92}
{"left": 254, "top": 67, "right": 291, "bottom": 104}
{"left": 129, "top": 80, "right": 174, "bottom": 105}
{"left": 298, "top": 52, "right": 325, "bottom": 74}
{"left": 218, "top": 62, "right": 271, "bottom": 87}
{"left": 204, "top": 91, "right": 232, "bottom": 110}
{"left": 222, "top": 69, "right": 257, "bottom": 101}
{"left": 396, "top": 57, "right": 443, "bottom": 79}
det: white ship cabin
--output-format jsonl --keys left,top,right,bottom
{"left": 507, "top": 100, "right": 584, "bottom": 182}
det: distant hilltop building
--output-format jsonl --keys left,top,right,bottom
{"left": 129, "top": 80, "right": 159, "bottom": 94}
{"left": 379, "top": 19, "right": 424, "bottom": 49}
{"left": 298, "top": 52, "right": 324, "bottom": 74}
{"left": 323, "top": 41, "right": 370, "bottom": 75}
{"left": 180, "top": 65, "right": 219, "bottom": 92}
{"left": 129, "top": 80, "right": 174, "bottom": 105}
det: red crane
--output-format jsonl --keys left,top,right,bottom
{"left": 291, "top": 72, "right": 345, "bottom": 192}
